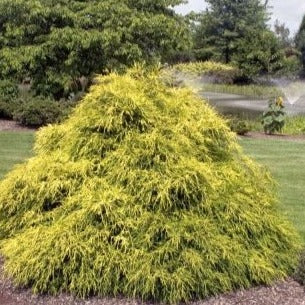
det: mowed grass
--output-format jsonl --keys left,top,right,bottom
{"left": 0, "top": 132, "right": 35, "bottom": 179}
{"left": 0, "top": 131, "right": 305, "bottom": 240}
{"left": 241, "top": 138, "right": 305, "bottom": 240}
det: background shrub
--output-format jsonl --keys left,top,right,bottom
{"left": 172, "top": 61, "right": 239, "bottom": 84}
{"left": 0, "top": 78, "right": 76, "bottom": 127}
{"left": 13, "top": 96, "right": 64, "bottom": 127}
{"left": 0, "top": 100, "right": 19, "bottom": 119}
{"left": 0, "top": 80, "right": 20, "bottom": 119}
{"left": 296, "top": 15, "right": 305, "bottom": 76}
{"left": 229, "top": 117, "right": 251, "bottom": 135}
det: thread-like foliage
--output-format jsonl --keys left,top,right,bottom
{"left": 172, "top": 61, "right": 237, "bottom": 74}
{"left": 169, "top": 61, "right": 239, "bottom": 84}
{"left": 0, "top": 67, "right": 300, "bottom": 304}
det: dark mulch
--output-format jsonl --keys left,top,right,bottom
{"left": 198, "top": 279, "right": 305, "bottom": 305}
{"left": 242, "top": 132, "right": 305, "bottom": 141}
{"left": 1, "top": 261, "right": 305, "bottom": 305}
{"left": 0, "top": 119, "right": 35, "bottom": 132}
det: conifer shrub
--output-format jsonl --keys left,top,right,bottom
{"left": 171, "top": 61, "right": 239, "bottom": 84}
{"left": 0, "top": 67, "right": 300, "bottom": 304}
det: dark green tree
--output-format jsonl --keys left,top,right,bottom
{"left": 296, "top": 15, "right": 305, "bottom": 76}
{"left": 0, "top": 0, "right": 190, "bottom": 98}
{"left": 274, "top": 20, "right": 301, "bottom": 77}
{"left": 274, "top": 20, "right": 292, "bottom": 49}
{"left": 194, "top": 0, "right": 270, "bottom": 63}
{"left": 193, "top": 0, "right": 289, "bottom": 79}
{"left": 232, "top": 29, "right": 285, "bottom": 79}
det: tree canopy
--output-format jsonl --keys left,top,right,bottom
{"left": 192, "top": 0, "right": 287, "bottom": 79}
{"left": 0, "top": 0, "right": 190, "bottom": 98}
{"left": 274, "top": 20, "right": 292, "bottom": 49}
{"left": 296, "top": 15, "right": 305, "bottom": 76}
{"left": 231, "top": 29, "right": 284, "bottom": 78}
{"left": 194, "top": 0, "right": 269, "bottom": 63}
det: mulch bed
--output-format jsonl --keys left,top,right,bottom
{"left": 0, "top": 119, "right": 35, "bottom": 132}
{"left": 1, "top": 262, "right": 305, "bottom": 305}
{"left": 242, "top": 132, "right": 305, "bottom": 142}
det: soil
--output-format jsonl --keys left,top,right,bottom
{"left": 241, "top": 132, "right": 305, "bottom": 142}
{"left": 0, "top": 119, "right": 35, "bottom": 132}
{"left": 1, "top": 261, "right": 305, "bottom": 305}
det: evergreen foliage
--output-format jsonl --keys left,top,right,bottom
{"left": 231, "top": 30, "right": 285, "bottom": 79}
{"left": 172, "top": 61, "right": 237, "bottom": 74}
{"left": 194, "top": 0, "right": 269, "bottom": 63}
{"left": 0, "top": 0, "right": 190, "bottom": 98}
{"left": 172, "top": 61, "right": 239, "bottom": 83}
{"left": 296, "top": 15, "right": 305, "bottom": 76}
{"left": 0, "top": 67, "right": 300, "bottom": 304}
{"left": 192, "top": 0, "right": 287, "bottom": 79}
{"left": 274, "top": 20, "right": 293, "bottom": 49}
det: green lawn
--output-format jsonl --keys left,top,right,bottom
{"left": 0, "top": 131, "right": 305, "bottom": 240}
{"left": 241, "top": 138, "right": 305, "bottom": 240}
{"left": 0, "top": 132, "right": 34, "bottom": 179}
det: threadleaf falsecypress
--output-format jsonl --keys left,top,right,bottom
{"left": 0, "top": 67, "right": 300, "bottom": 304}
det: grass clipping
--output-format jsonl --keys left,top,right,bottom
{"left": 0, "top": 67, "right": 300, "bottom": 303}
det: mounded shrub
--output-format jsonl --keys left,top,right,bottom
{"left": 229, "top": 117, "right": 251, "bottom": 136}
{"left": 13, "top": 96, "right": 64, "bottom": 127}
{"left": 0, "top": 100, "right": 18, "bottom": 119}
{"left": 171, "top": 61, "right": 240, "bottom": 84}
{"left": 0, "top": 67, "right": 300, "bottom": 304}
{"left": 0, "top": 80, "right": 69, "bottom": 126}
